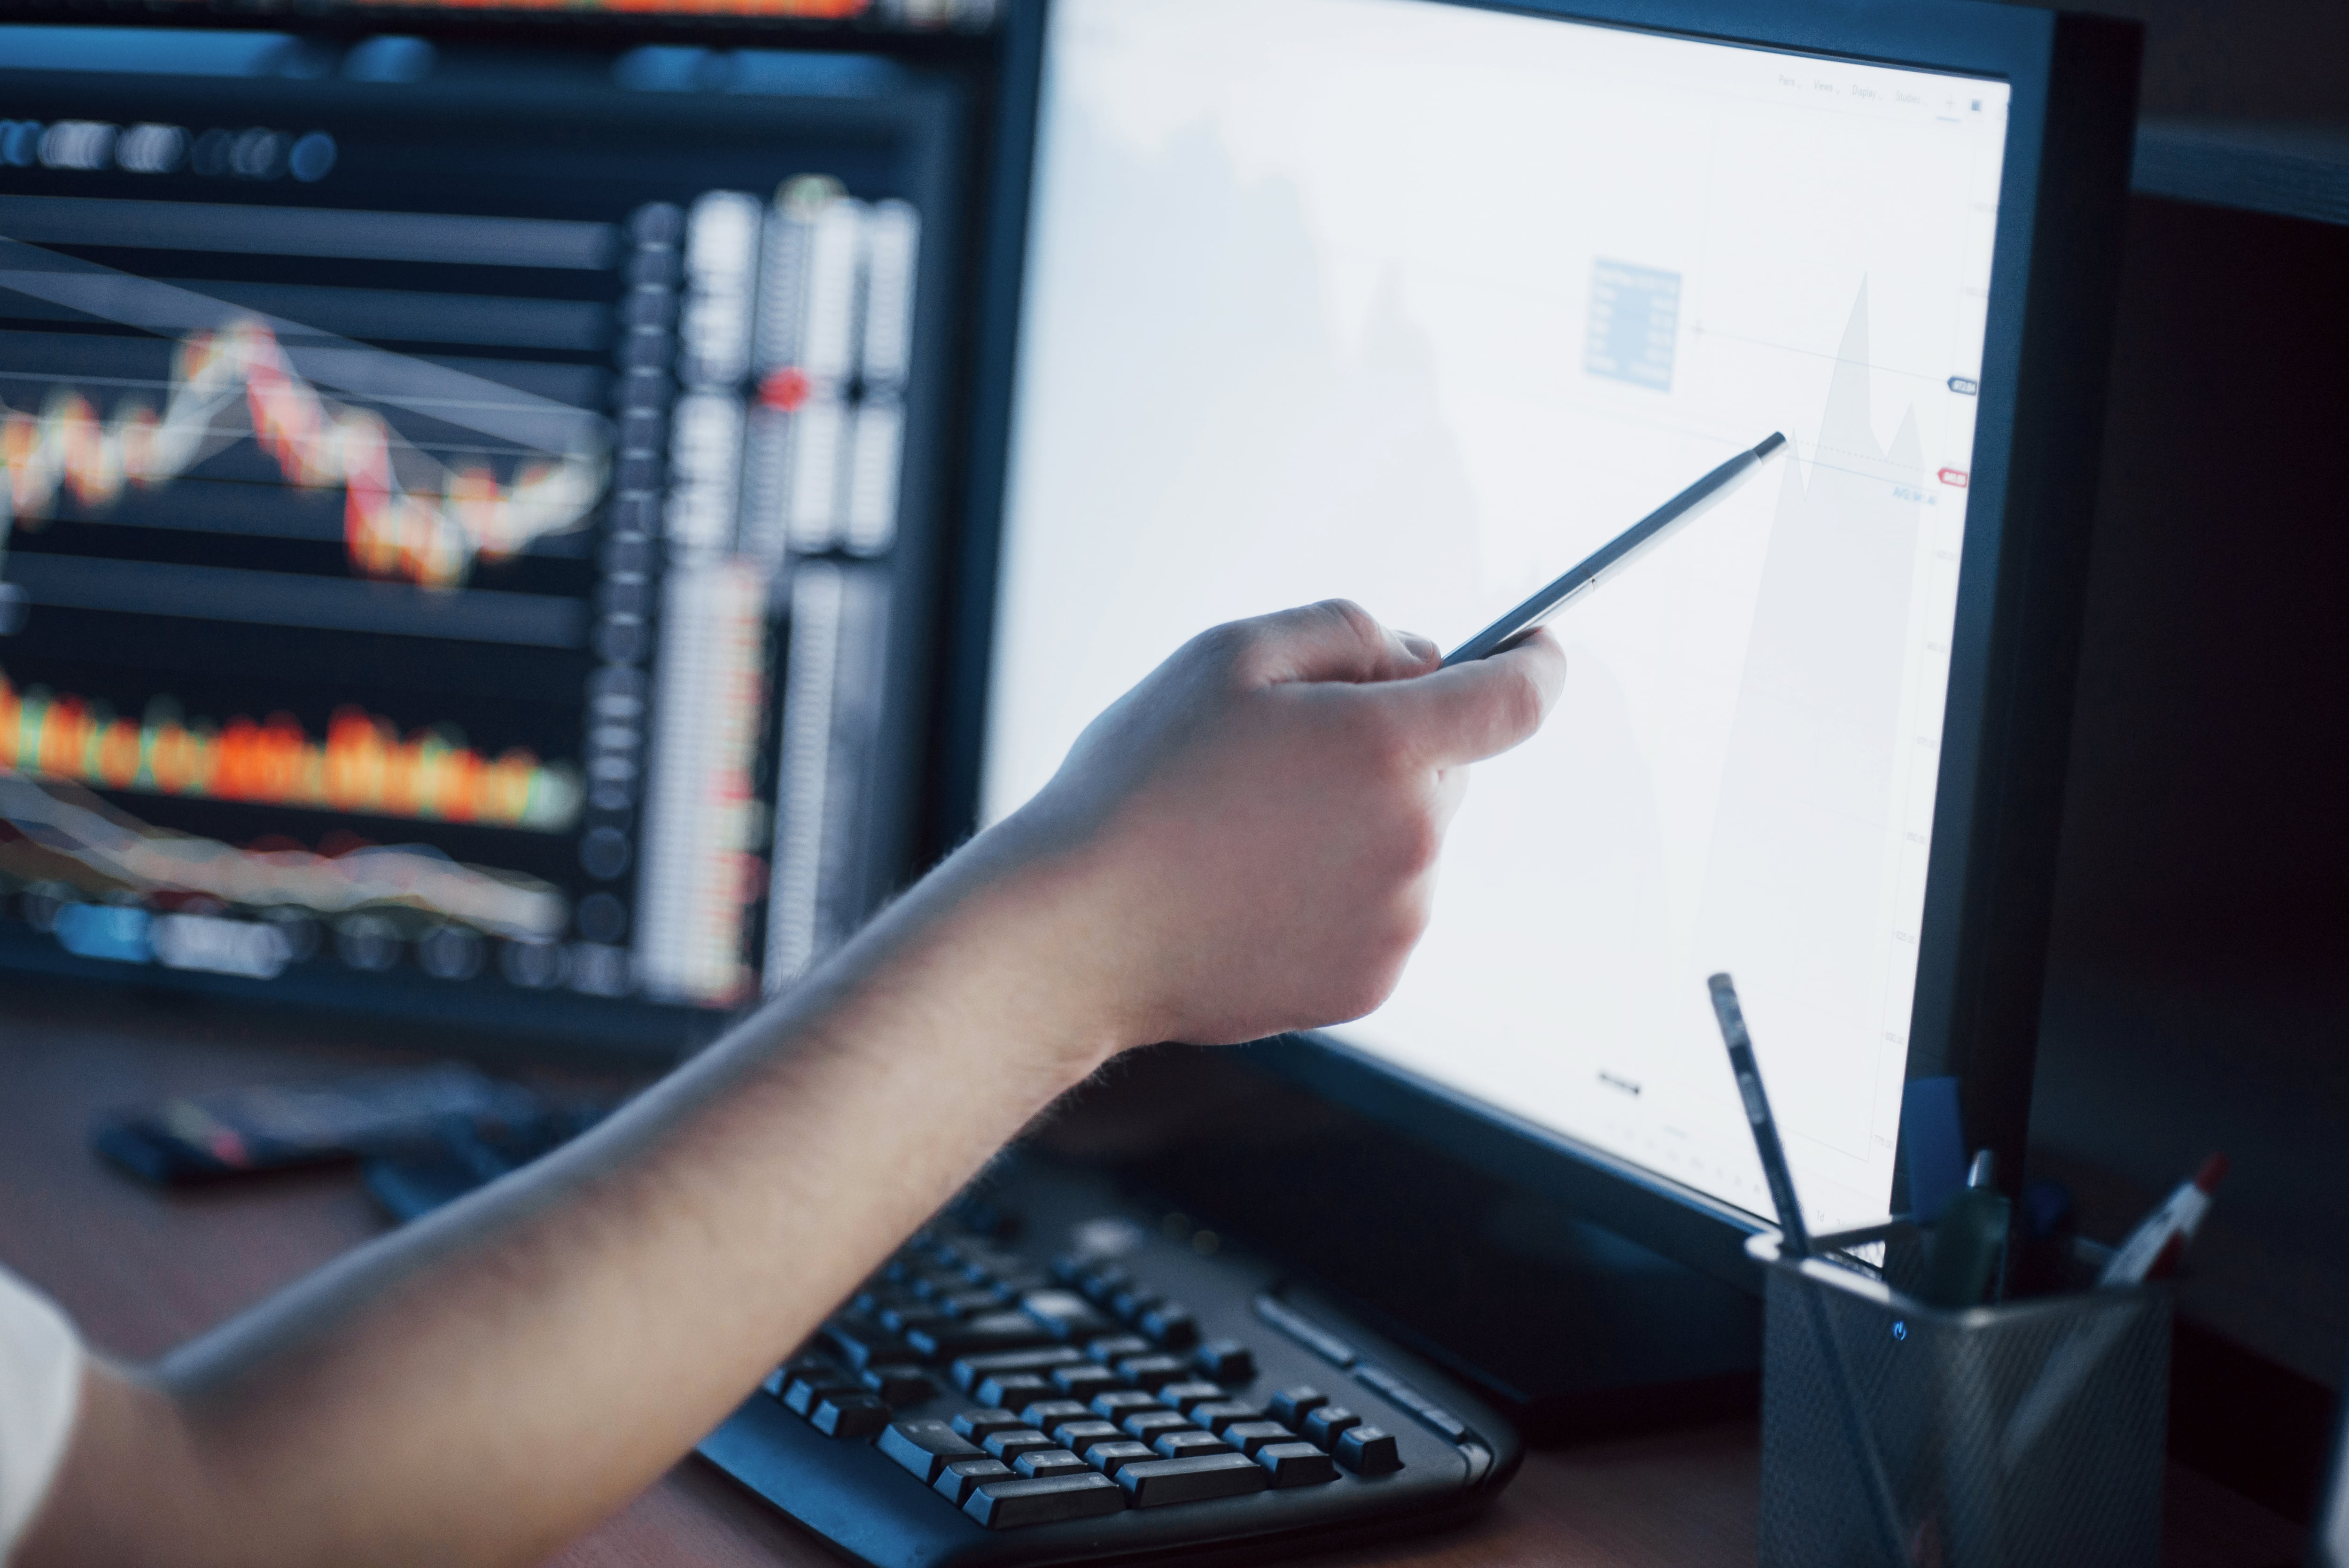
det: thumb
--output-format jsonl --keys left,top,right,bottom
{"left": 1370, "top": 629, "right": 1566, "bottom": 767}
{"left": 1229, "top": 599, "right": 1440, "bottom": 688}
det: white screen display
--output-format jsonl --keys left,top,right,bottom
{"left": 984, "top": 0, "right": 2010, "bottom": 1232}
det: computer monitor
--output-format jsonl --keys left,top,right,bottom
{"left": 963, "top": 0, "right": 2137, "bottom": 1279}
{"left": 0, "top": 30, "right": 967, "bottom": 1048}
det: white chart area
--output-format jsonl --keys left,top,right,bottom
{"left": 985, "top": 0, "right": 2011, "bottom": 1232}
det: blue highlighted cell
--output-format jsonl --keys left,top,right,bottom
{"left": 54, "top": 904, "right": 154, "bottom": 964}
{"left": 1585, "top": 260, "right": 1682, "bottom": 392}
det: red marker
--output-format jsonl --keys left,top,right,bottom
{"left": 2099, "top": 1153, "right": 2228, "bottom": 1287}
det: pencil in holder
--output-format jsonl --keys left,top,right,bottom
{"left": 1750, "top": 1224, "right": 2169, "bottom": 1568}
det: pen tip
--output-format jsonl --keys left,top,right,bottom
{"left": 1754, "top": 431, "right": 1787, "bottom": 458}
{"left": 2193, "top": 1153, "right": 2229, "bottom": 1192}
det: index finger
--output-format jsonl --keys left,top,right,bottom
{"left": 1369, "top": 629, "right": 1565, "bottom": 767}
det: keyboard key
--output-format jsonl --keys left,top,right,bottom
{"left": 976, "top": 1373, "right": 1054, "bottom": 1411}
{"left": 955, "top": 1250, "right": 1021, "bottom": 1283}
{"left": 1050, "top": 1253, "right": 1093, "bottom": 1287}
{"left": 1256, "top": 1441, "right": 1340, "bottom": 1487}
{"left": 1192, "top": 1339, "right": 1256, "bottom": 1382}
{"left": 981, "top": 1428, "right": 1057, "bottom": 1464}
{"left": 879, "top": 1420, "right": 983, "bottom": 1483}
{"left": 1074, "top": 1263, "right": 1132, "bottom": 1304}
{"left": 782, "top": 1375, "right": 863, "bottom": 1417}
{"left": 1303, "top": 1405, "right": 1362, "bottom": 1447}
{"left": 822, "top": 1315, "right": 914, "bottom": 1371}
{"left": 811, "top": 1393, "right": 891, "bottom": 1438}
{"left": 1187, "top": 1401, "right": 1265, "bottom": 1436}
{"left": 951, "top": 1346, "right": 1082, "bottom": 1393}
{"left": 909, "top": 1312, "right": 1057, "bottom": 1360}
{"left": 1089, "top": 1390, "right": 1163, "bottom": 1422}
{"left": 1120, "top": 1410, "right": 1195, "bottom": 1444}
{"left": 1086, "top": 1334, "right": 1153, "bottom": 1365}
{"left": 951, "top": 1409, "right": 1026, "bottom": 1442}
{"left": 1221, "top": 1421, "right": 1299, "bottom": 1458}
{"left": 861, "top": 1364, "right": 936, "bottom": 1405}
{"left": 1012, "top": 1448, "right": 1092, "bottom": 1481}
{"left": 1336, "top": 1424, "right": 1403, "bottom": 1476}
{"left": 964, "top": 1472, "right": 1126, "bottom": 1529}
{"left": 1154, "top": 1380, "right": 1225, "bottom": 1413}
{"left": 880, "top": 1303, "right": 946, "bottom": 1337}
{"left": 1141, "top": 1303, "right": 1199, "bottom": 1349}
{"left": 765, "top": 1352, "right": 832, "bottom": 1397}
{"left": 1021, "top": 1289, "right": 1118, "bottom": 1341}
{"left": 937, "top": 1288, "right": 1013, "bottom": 1319}
{"left": 934, "top": 1457, "right": 1015, "bottom": 1506}
{"left": 992, "top": 1270, "right": 1055, "bottom": 1296}
{"left": 1152, "top": 1429, "right": 1234, "bottom": 1461}
{"left": 1085, "top": 1440, "right": 1158, "bottom": 1477}
{"left": 1116, "top": 1354, "right": 1190, "bottom": 1391}
{"left": 1268, "top": 1386, "right": 1329, "bottom": 1426}
{"left": 1047, "top": 1419, "right": 1124, "bottom": 1458}
{"left": 1348, "top": 1365, "right": 1470, "bottom": 1438}
{"left": 1017, "top": 1399, "right": 1094, "bottom": 1431}
{"left": 1117, "top": 1452, "right": 1269, "bottom": 1507}
{"left": 1051, "top": 1365, "right": 1125, "bottom": 1401}
{"left": 1111, "top": 1286, "right": 1164, "bottom": 1322}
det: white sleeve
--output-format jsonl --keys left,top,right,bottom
{"left": 0, "top": 1267, "right": 81, "bottom": 1563}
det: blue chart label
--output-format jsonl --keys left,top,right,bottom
{"left": 1585, "top": 260, "right": 1681, "bottom": 391}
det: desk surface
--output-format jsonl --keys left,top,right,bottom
{"left": 0, "top": 990, "right": 2310, "bottom": 1568}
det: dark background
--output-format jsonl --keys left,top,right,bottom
{"left": 1987, "top": 0, "right": 2349, "bottom": 1521}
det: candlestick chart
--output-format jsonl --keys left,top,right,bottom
{"left": 0, "top": 316, "right": 606, "bottom": 590}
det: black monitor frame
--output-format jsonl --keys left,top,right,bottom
{"left": 946, "top": 0, "right": 2141, "bottom": 1290}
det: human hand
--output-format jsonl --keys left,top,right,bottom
{"left": 975, "top": 599, "right": 1564, "bottom": 1058}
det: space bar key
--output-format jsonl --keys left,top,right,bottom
{"left": 1118, "top": 1452, "right": 1270, "bottom": 1507}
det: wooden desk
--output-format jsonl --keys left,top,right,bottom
{"left": 0, "top": 990, "right": 2309, "bottom": 1567}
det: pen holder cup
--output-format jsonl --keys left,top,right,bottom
{"left": 1750, "top": 1226, "right": 2169, "bottom": 1568}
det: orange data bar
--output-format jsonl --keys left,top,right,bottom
{"left": 0, "top": 673, "right": 582, "bottom": 831}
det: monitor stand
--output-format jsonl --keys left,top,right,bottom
{"left": 1034, "top": 1046, "right": 1759, "bottom": 1442}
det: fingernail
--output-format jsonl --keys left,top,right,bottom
{"left": 1399, "top": 632, "right": 1439, "bottom": 662}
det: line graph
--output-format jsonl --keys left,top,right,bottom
{"left": 0, "top": 233, "right": 608, "bottom": 589}
{"left": 0, "top": 669, "right": 582, "bottom": 830}
{"left": 0, "top": 771, "right": 567, "bottom": 939}
{"left": 1, "top": 317, "right": 604, "bottom": 589}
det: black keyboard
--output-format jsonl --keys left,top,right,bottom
{"left": 368, "top": 1139, "right": 1521, "bottom": 1564}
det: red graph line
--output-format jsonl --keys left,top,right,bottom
{"left": 1, "top": 318, "right": 604, "bottom": 589}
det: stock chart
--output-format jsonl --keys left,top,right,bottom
{"left": 0, "top": 32, "right": 948, "bottom": 1033}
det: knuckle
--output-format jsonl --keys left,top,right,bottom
{"left": 1189, "top": 618, "right": 1260, "bottom": 674}
{"left": 1315, "top": 598, "right": 1380, "bottom": 645}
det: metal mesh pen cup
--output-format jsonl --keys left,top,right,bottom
{"left": 1750, "top": 1226, "right": 2169, "bottom": 1568}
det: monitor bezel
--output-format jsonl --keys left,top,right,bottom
{"left": 948, "top": 0, "right": 2139, "bottom": 1288}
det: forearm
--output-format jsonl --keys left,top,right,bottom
{"left": 24, "top": 831, "right": 1119, "bottom": 1568}
{"left": 17, "top": 602, "right": 1564, "bottom": 1568}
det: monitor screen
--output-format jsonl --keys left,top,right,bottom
{"left": 0, "top": 35, "right": 956, "bottom": 1039}
{"left": 983, "top": 0, "right": 2014, "bottom": 1233}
